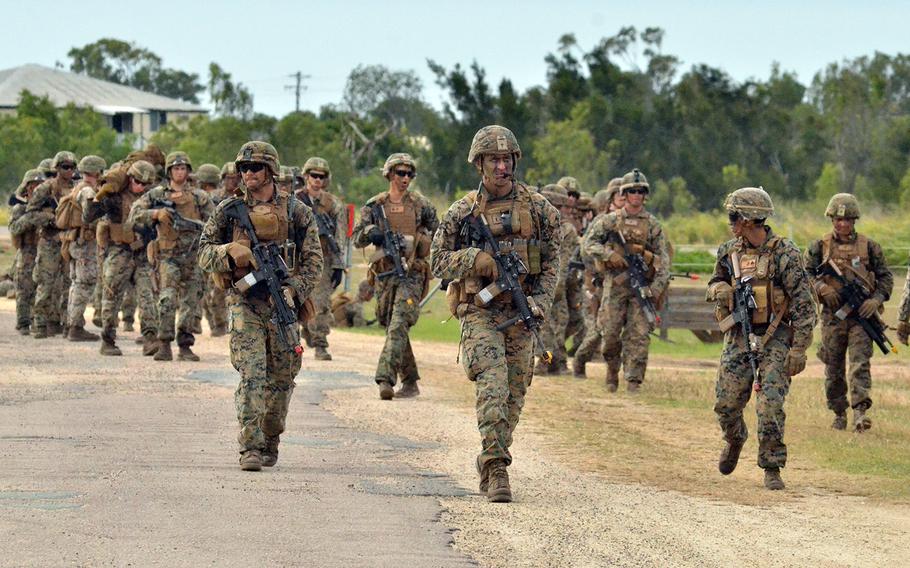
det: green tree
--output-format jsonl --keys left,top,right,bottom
{"left": 208, "top": 63, "right": 254, "bottom": 119}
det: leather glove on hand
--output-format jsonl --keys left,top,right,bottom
{"left": 225, "top": 242, "right": 255, "bottom": 269}
{"left": 786, "top": 350, "right": 807, "bottom": 376}
{"left": 153, "top": 209, "right": 172, "bottom": 225}
{"left": 604, "top": 251, "right": 628, "bottom": 270}
{"left": 367, "top": 227, "right": 384, "bottom": 247}
{"left": 816, "top": 283, "right": 840, "bottom": 309}
{"left": 331, "top": 268, "right": 344, "bottom": 289}
{"left": 897, "top": 321, "right": 910, "bottom": 346}
{"left": 858, "top": 297, "right": 881, "bottom": 319}
{"left": 472, "top": 251, "right": 499, "bottom": 281}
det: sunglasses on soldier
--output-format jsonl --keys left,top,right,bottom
{"left": 239, "top": 163, "right": 265, "bottom": 174}
{"left": 395, "top": 170, "right": 415, "bottom": 179}
{"left": 309, "top": 172, "right": 327, "bottom": 180}
{"left": 57, "top": 164, "right": 75, "bottom": 171}
{"left": 625, "top": 187, "right": 647, "bottom": 195}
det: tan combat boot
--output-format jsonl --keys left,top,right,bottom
{"left": 572, "top": 357, "right": 586, "bottom": 378}
{"left": 32, "top": 326, "right": 49, "bottom": 339}
{"left": 154, "top": 341, "right": 173, "bottom": 361}
{"left": 378, "top": 381, "right": 394, "bottom": 400}
{"left": 178, "top": 345, "right": 200, "bottom": 362}
{"left": 142, "top": 336, "right": 159, "bottom": 356}
{"left": 718, "top": 439, "right": 744, "bottom": 475}
{"left": 627, "top": 381, "right": 641, "bottom": 393}
{"left": 240, "top": 450, "right": 262, "bottom": 472}
{"left": 314, "top": 346, "right": 332, "bottom": 361}
{"left": 99, "top": 339, "right": 122, "bottom": 356}
{"left": 67, "top": 326, "right": 100, "bottom": 342}
{"left": 396, "top": 381, "right": 420, "bottom": 398}
{"left": 605, "top": 362, "right": 620, "bottom": 392}
{"left": 47, "top": 322, "right": 64, "bottom": 336}
{"left": 486, "top": 459, "right": 512, "bottom": 503}
{"left": 477, "top": 457, "right": 489, "bottom": 494}
{"left": 831, "top": 412, "right": 847, "bottom": 430}
{"left": 763, "top": 467, "right": 785, "bottom": 490}
{"left": 854, "top": 408, "right": 872, "bottom": 432}
{"left": 262, "top": 437, "right": 279, "bottom": 467}
{"left": 122, "top": 320, "right": 134, "bottom": 332}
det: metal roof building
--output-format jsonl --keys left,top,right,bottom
{"left": 0, "top": 63, "right": 207, "bottom": 146}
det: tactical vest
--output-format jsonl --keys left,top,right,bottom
{"left": 820, "top": 232, "right": 873, "bottom": 291}
{"left": 618, "top": 209, "right": 655, "bottom": 261}
{"left": 104, "top": 191, "right": 141, "bottom": 246}
{"left": 369, "top": 192, "right": 429, "bottom": 274}
{"left": 381, "top": 195, "right": 418, "bottom": 238}
{"left": 730, "top": 237, "right": 788, "bottom": 327}
{"left": 229, "top": 194, "right": 292, "bottom": 282}
{"left": 157, "top": 188, "right": 203, "bottom": 250}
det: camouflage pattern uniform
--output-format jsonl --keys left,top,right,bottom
{"left": 537, "top": 184, "right": 577, "bottom": 374}
{"left": 352, "top": 154, "right": 438, "bottom": 393}
{"left": 804, "top": 194, "right": 892, "bottom": 429}
{"left": 581, "top": 171, "right": 670, "bottom": 389}
{"left": 27, "top": 152, "right": 77, "bottom": 336}
{"left": 7, "top": 169, "right": 44, "bottom": 333}
{"left": 707, "top": 187, "right": 816, "bottom": 488}
{"left": 197, "top": 163, "right": 229, "bottom": 336}
{"left": 431, "top": 125, "right": 559, "bottom": 502}
{"left": 296, "top": 157, "right": 347, "bottom": 358}
{"left": 130, "top": 153, "right": 214, "bottom": 357}
{"left": 198, "top": 141, "right": 323, "bottom": 468}
{"left": 898, "top": 269, "right": 910, "bottom": 346}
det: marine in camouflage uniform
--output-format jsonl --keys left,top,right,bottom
{"left": 805, "top": 194, "right": 892, "bottom": 432}
{"left": 573, "top": 178, "right": 624, "bottom": 377}
{"left": 431, "top": 125, "right": 559, "bottom": 503}
{"left": 27, "top": 151, "right": 78, "bottom": 338}
{"left": 63, "top": 155, "right": 107, "bottom": 341}
{"left": 581, "top": 169, "right": 670, "bottom": 392}
{"left": 897, "top": 267, "right": 910, "bottom": 348}
{"left": 198, "top": 141, "right": 323, "bottom": 471}
{"left": 130, "top": 151, "right": 214, "bottom": 361}
{"left": 557, "top": 177, "right": 589, "bottom": 354}
{"left": 352, "top": 153, "right": 438, "bottom": 399}
{"left": 706, "top": 187, "right": 816, "bottom": 490}
{"left": 295, "top": 157, "right": 347, "bottom": 360}
{"left": 7, "top": 169, "right": 45, "bottom": 334}
{"left": 196, "top": 163, "right": 229, "bottom": 337}
{"left": 536, "top": 184, "right": 577, "bottom": 375}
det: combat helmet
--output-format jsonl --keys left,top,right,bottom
{"left": 165, "top": 151, "right": 193, "bottom": 175}
{"left": 52, "top": 151, "right": 77, "bottom": 170}
{"left": 825, "top": 193, "right": 860, "bottom": 219}
{"left": 557, "top": 176, "right": 580, "bottom": 197}
{"left": 221, "top": 162, "right": 238, "bottom": 178}
{"left": 277, "top": 165, "right": 295, "bottom": 184}
{"left": 303, "top": 156, "right": 331, "bottom": 179}
{"left": 127, "top": 160, "right": 157, "bottom": 185}
{"left": 37, "top": 158, "right": 55, "bottom": 177}
{"left": 576, "top": 191, "right": 593, "bottom": 211}
{"left": 195, "top": 163, "right": 221, "bottom": 185}
{"left": 235, "top": 141, "right": 280, "bottom": 176}
{"left": 620, "top": 169, "right": 649, "bottom": 193}
{"left": 16, "top": 169, "right": 45, "bottom": 195}
{"left": 78, "top": 155, "right": 107, "bottom": 175}
{"left": 467, "top": 125, "right": 521, "bottom": 164}
{"left": 382, "top": 153, "right": 417, "bottom": 178}
{"left": 540, "top": 184, "right": 568, "bottom": 207}
{"left": 724, "top": 186, "right": 774, "bottom": 220}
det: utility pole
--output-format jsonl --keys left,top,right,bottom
{"left": 285, "top": 71, "right": 311, "bottom": 112}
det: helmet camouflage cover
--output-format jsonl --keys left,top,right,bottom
{"left": 165, "top": 151, "right": 193, "bottom": 173}
{"left": 195, "top": 163, "right": 221, "bottom": 185}
{"left": 221, "top": 162, "right": 238, "bottom": 177}
{"left": 127, "top": 160, "right": 157, "bottom": 184}
{"left": 620, "top": 169, "right": 649, "bottom": 193}
{"left": 235, "top": 141, "right": 280, "bottom": 176}
{"left": 557, "top": 176, "right": 579, "bottom": 195}
{"left": 277, "top": 165, "right": 295, "bottom": 184}
{"left": 382, "top": 153, "right": 417, "bottom": 178}
{"left": 303, "top": 156, "right": 331, "bottom": 178}
{"left": 37, "top": 158, "right": 54, "bottom": 175}
{"left": 825, "top": 193, "right": 861, "bottom": 219}
{"left": 576, "top": 191, "right": 593, "bottom": 211}
{"left": 52, "top": 151, "right": 77, "bottom": 170}
{"left": 540, "top": 183, "right": 568, "bottom": 207}
{"left": 78, "top": 155, "right": 107, "bottom": 174}
{"left": 724, "top": 186, "right": 774, "bottom": 220}
{"left": 467, "top": 125, "right": 521, "bottom": 164}
{"left": 17, "top": 169, "right": 44, "bottom": 194}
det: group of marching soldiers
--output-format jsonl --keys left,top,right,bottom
{"left": 7, "top": 124, "right": 910, "bottom": 500}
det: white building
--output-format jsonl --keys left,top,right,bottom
{"left": 0, "top": 63, "right": 207, "bottom": 147}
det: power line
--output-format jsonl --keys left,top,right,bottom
{"left": 284, "top": 71, "right": 311, "bottom": 112}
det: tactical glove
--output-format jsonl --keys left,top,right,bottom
{"left": 858, "top": 297, "right": 881, "bottom": 319}
{"left": 786, "top": 350, "right": 807, "bottom": 376}
{"left": 604, "top": 251, "right": 628, "bottom": 270}
{"left": 472, "top": 251, "right": 499, "bottom": 281}
{"left": 816, "top": 283, "right": 840, "bottom": 309}
{"left": 153, "top": 208, "right": 172, "bottom": 225}
{"left": 709, "top": 281, "right": 733, "bottom": 305}
{"left": 897, "top": 321, "right": 910, "bottom": 346}
{"left": 331, "top": 268, "right": 344, "bottom": 289}
{"left": 225, "top": 242, "right": 255, "bottom": 269}
{"left": 367, "top": 226, "right": 384, "bottom": 247}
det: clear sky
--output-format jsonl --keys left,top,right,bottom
{"left": 2, "top": 0, "right": 906, "bottom": 117}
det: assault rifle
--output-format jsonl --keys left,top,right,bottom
{"left": 670, "top": 271, "right": 700, "bottom": 281}
{"left": 301, "top": 194, "right": 341, "bottom": 257}
{"left": 148, "top": 198, "right": 205, "bottom": 232}
{"left": 463, "top": 210, "right": 552, "bottom": 363}
{"left": 720, "top": 252, "right": 762, "bottom": 391}
{"left": 223, "top": 201, "right": 303, "bottom": 355}
{"left": 816, "top": 261, "right": 896, "bottom": 355}
{"left": 607, "top": 231, "right": 661, "bottom": 328}
{"left": 371, "top": 204, "right": 408, "bottom": 280}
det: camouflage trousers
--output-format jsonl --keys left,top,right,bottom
{"left": 156, "top": 254, "right": 204, "bottom": 346}
{"left": 715, "top": 328, "right": 791, "bottom": 469}
{"left": 374, "top": 270, "right": 425, "bottom": 386}
{"left": 32, "top": 238, "right": 69, "bottom": 328}
{"left": 304, "top": 266, "right": 334, "bottom": 349}
{"left": 120, "top": 282, "right": 137, "bottom": 325}
{"left": 202, "top": 275, "right": 228, "bottom": 333}
{"left": 102, "top": 247, "right": 158, "bottom": 341}
{"left": 601, "top": 284, "right": 652, "bottom": 384}
{"left": 540, "top": 284, "right": 569, "bottom": 367}
{"left": 66, "top": 239, "right": 98, "bottom": 329}
{"left": 14, "top": 246, "right": 37, "bottom": 330}
{"left": 229, "top": 295, "right": 302, "bottom": 453}
{"left": 818, "top": 312, "right": 873, "bottom": 413}
{"left": 565, "top": 273, "right": 587, "bottom": 349}
{"left": 460, "top": 304, "right": 533, "bottom": 468}
{"left": 574, "top": 282, "right": 605, "bottom": 364}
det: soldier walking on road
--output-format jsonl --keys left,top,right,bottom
{"left": 296, "top": 157, "right": 347, "bottom": 361}
{"left": 706, "top": 187, "right": 816, "bottom": 490}
{"left": 196, "top": 163, "right": 229, "bottom": 337}
{"left": 897, "top": 266, "right": 910, "bottom": 348}
{"left": 581, "top": 169, "right": 670, "bottom": 392}
{"left": 130, "top": 152, "right": 214, "bottom": 362}
{"left": 8, "top": 169, "right": 45, "bottom": 334}
{"left": 352, "top": 153, "right": 438, "bottom": 400}
{"left": 805, "top": 194, "right": 892, "bottom": 432}
{"left": 431, "top": 125, "right": 559, "bottom": 502}
{"left": 198, "top": 141, "right": 323, "bottom": 471}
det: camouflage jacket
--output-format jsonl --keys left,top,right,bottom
{"left": 129, "top": 183, "right": 214, "bottom": 254}
{"left": 899, "top": 269, "right": 910, "bottom": 323}
{"left": 8, "top": 198, "right": 39, "bottom": 250}
{"left": 581, "top": 207, "right": 671, "bottom": 297}
{"left": 804, "top": 231, "right": 893, "bottom": 304}
{"left": 709, "top": 227, "right": 817, "bottom": 352}
{"left": 26, "top": 177, "right": 74, "bottom": 239}
{"left": 352, "top": 189, "right": 438, "bottom": 249}
{"left": 555, "top": 220, "right": 579, "bottom": 293}
{"left": 296, "top": 189, "right": 347, "bottom": 270}
{"left": 430, "top": 182, "right": 560, "bottom": 314}
{"left": 197, "top": 186, "right": 323, "bottom": 305}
